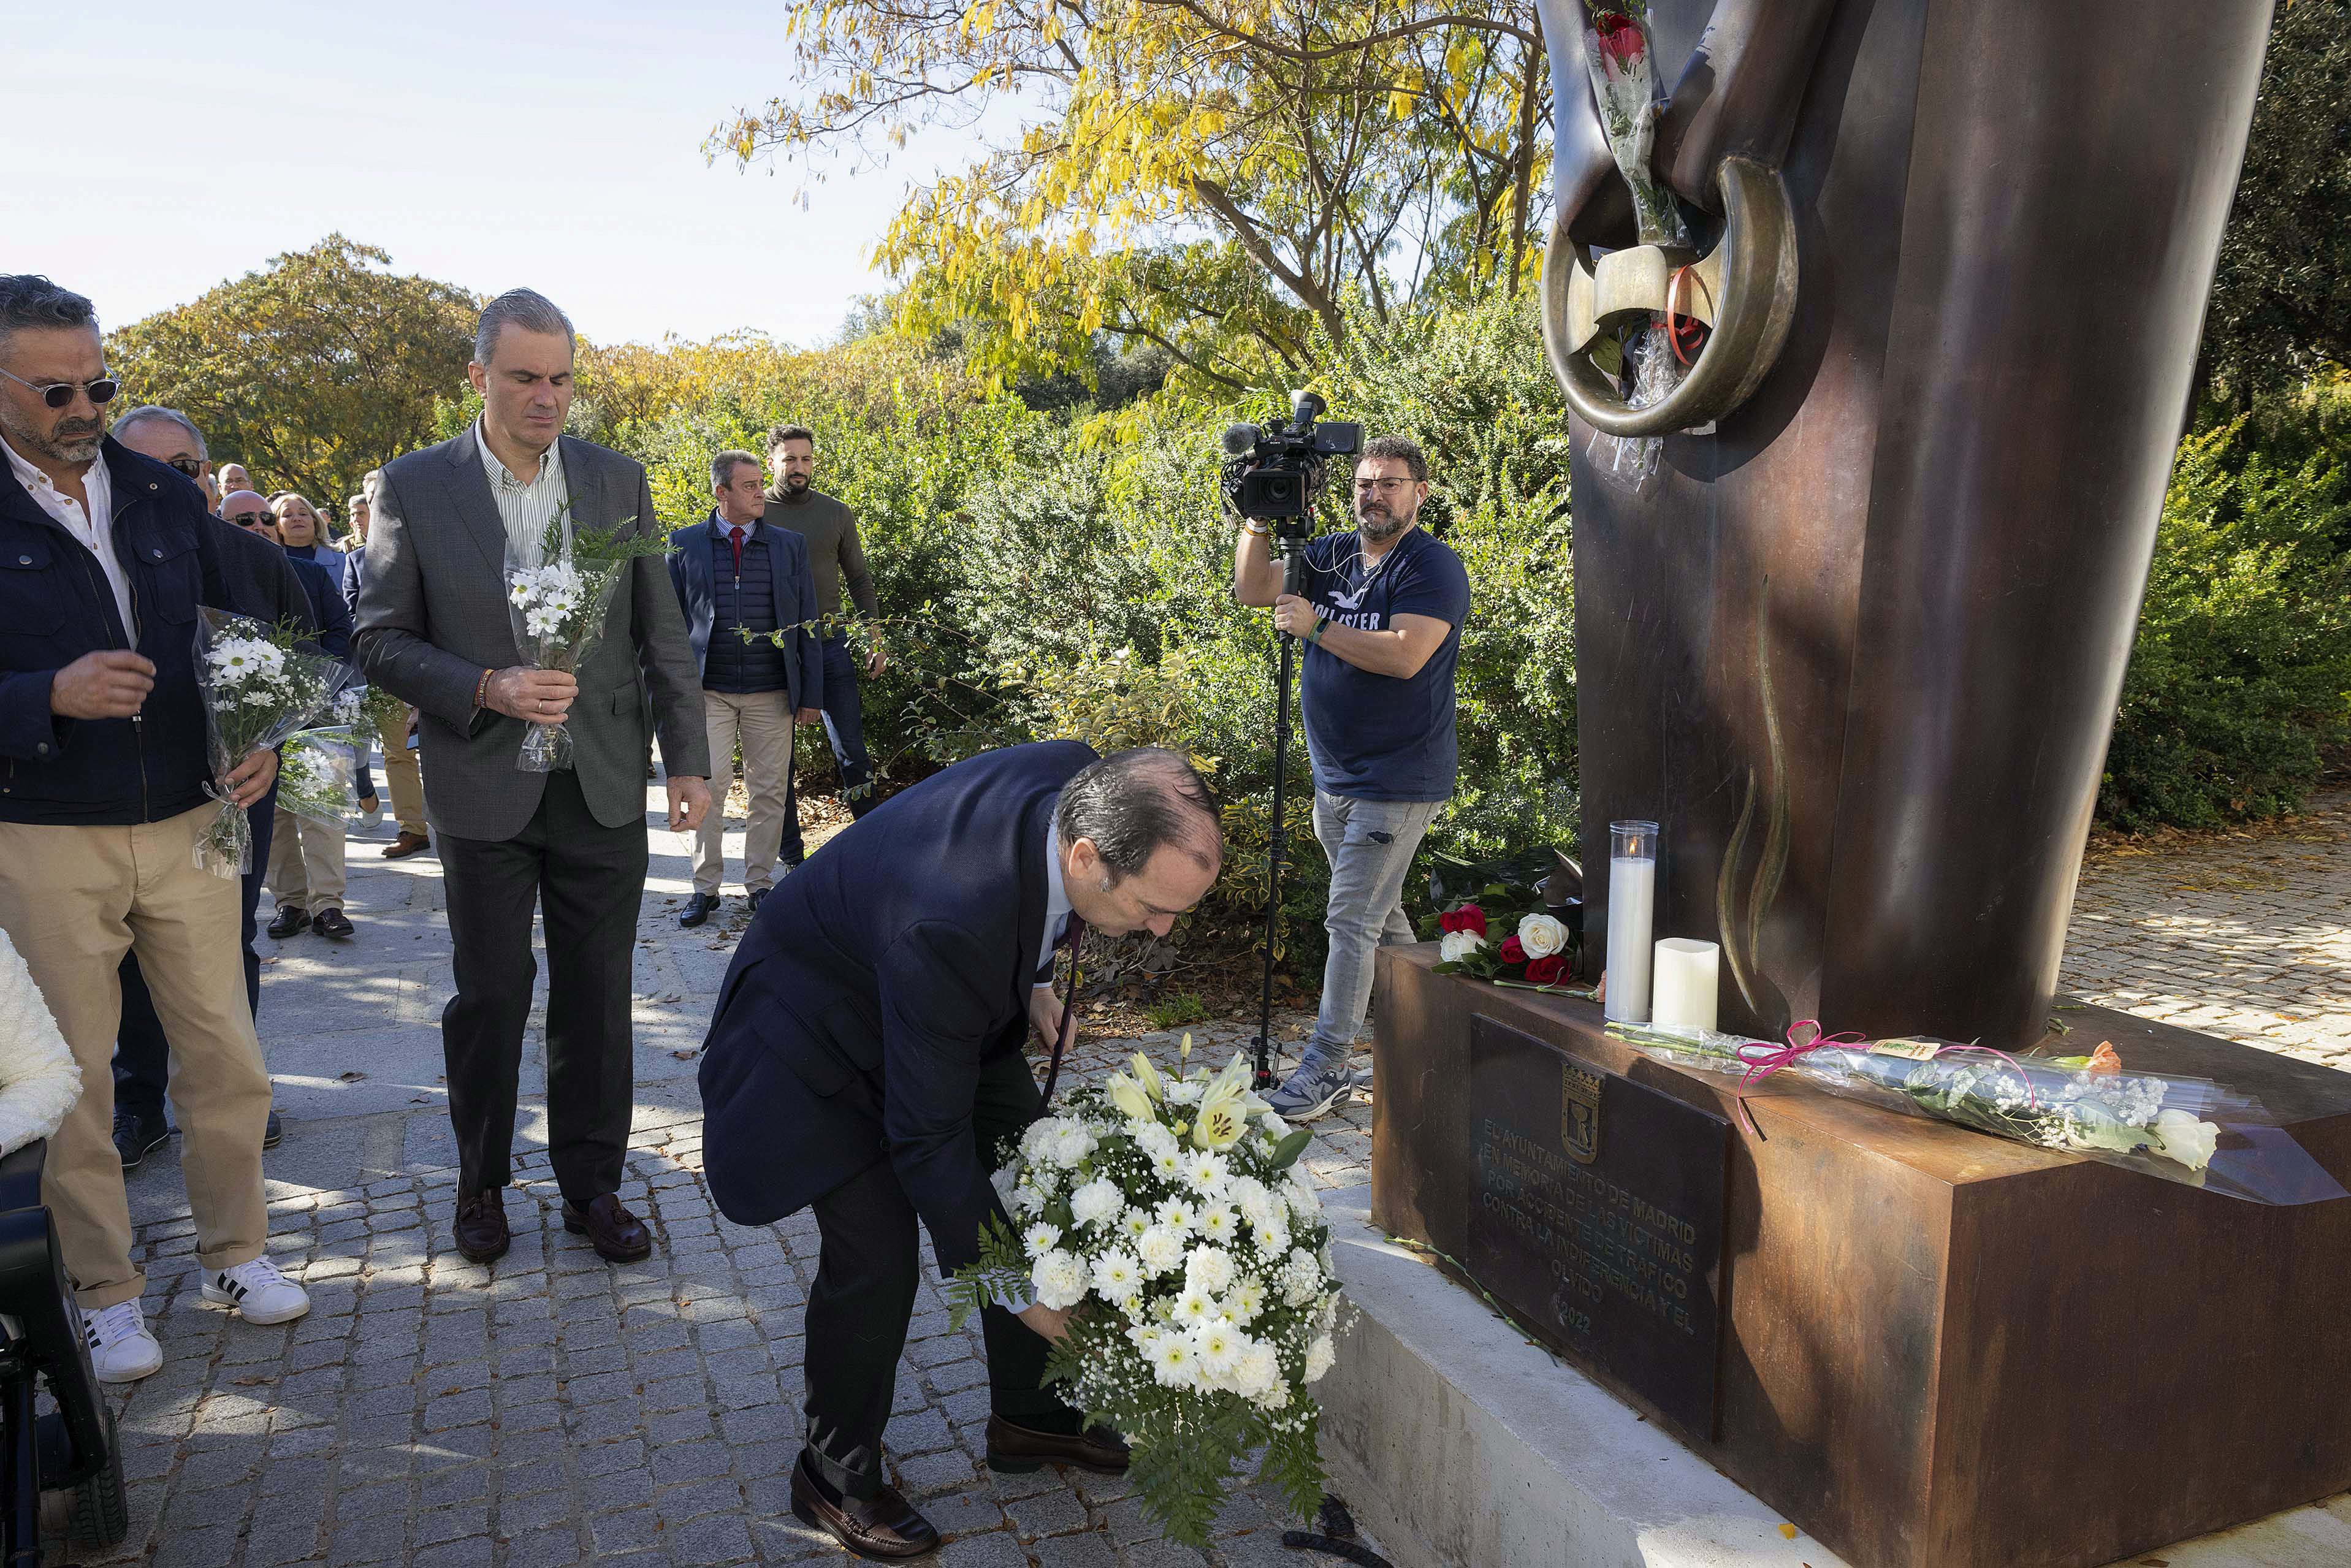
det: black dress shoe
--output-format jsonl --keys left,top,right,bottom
{"left": 788, "top": 1450, "right": 939, "bottom": 1560}
{"left": 677, "top": 892, "right": 718, "bottom": 929}
{"left": 747, "top": 886, "right": 768, "bottom": 916}
{"left": 113, "top": 1105, "right": 173, "bottom": 1171}
{"left": 562, "top": 1194, "right": 652, "bottom": 1263}
{"left": 452, "top": 1190, "right": 511, "bottom": 1264}
{"left": 985, "top": 1414, "right": 1131, "bottom": 1475}
{"left": 312, "top": 908, "right": 354, "bottom": 940}
{"left": 266, "top": 906, "right": 310, "bottom": 938}
{"left": 263, "top": 1109, "right": 283, "bottom": 1149}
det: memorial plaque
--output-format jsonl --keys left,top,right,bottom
{"left": 1465, "top": 1014, "right": 1729, "bottom": 1434}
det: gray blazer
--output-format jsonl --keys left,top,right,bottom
{"left": 353, "top": 428, "right": 710, "bottom": 842}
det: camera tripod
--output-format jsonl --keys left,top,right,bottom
{"left": 1251, "top": 540, "right": 1309, "bottom": 1090}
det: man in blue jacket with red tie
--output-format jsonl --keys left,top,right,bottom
{"left": 699, "top": 742, "right": 1221, "bottom": 1558}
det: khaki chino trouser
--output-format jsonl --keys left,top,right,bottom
{"left": 267, "top": 802, "right": 347, "bottom": 913}
{"left": 375, "top": 704, "right": 426, "bottom": 837}
{"left": 694, "top": 689, "right": 796, "bottom": 896}
{"left": 0, "top": 804, "right": 272, "bottom": 1307}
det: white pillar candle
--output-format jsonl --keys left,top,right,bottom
{"left": 1651, "top": 938, "right": 1720, "bottom": 1032}
{"left": 1603, "top": 856, "right": 1657, "bottom": 1023}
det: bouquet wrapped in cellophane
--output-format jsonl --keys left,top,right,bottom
{"left": 503, "top": 505, "right": 669, "bottom": 773}
{"left": 191, "top": 610, "right": 354, "bottom": 878}
{"left": 276, "top": 689, "right": 365, "bottom": 826}
{"left": 1607, "top": 1022, "right": 2347, "bottom": 1205}
{"left": 948, "top": 1039, "right": 1345, "bottom": 1547}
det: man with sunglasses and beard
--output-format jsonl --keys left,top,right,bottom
{"left": 0, "top": 275, "right": 312, "bottom": 1385}
{"left": 1231, "top": 433, "right": 1470, "bottom": 1122}
{"left": 105, "top": 413, "right": 318, "bottom": 1170}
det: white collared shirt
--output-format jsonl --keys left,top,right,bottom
{"left": 2, "top": 433, "right": 132, "bottom": 639}
{"left": 1036, "top": 819, "right": 1073, "bottom": 989}
{"left": 476, "top": 417, "right": 570, "bottom": 568}
{"left": 711, "top": 510, "right": 758, "bottom": 545}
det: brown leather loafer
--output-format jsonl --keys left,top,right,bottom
{"left": 788, "top": 1451, "right": 939, "bottom": 1560}
{"left": 562, "top": 1193, "right": 652, "bottom": 1263}
{"left": 381, "top": 830, "right": 431, "bottom": 859}
{"left": 452, "top": 1190, "right": 509, "bottom": 1264}
{"left": 985, "top": 1414, "right": 1131, "bottom": 1475}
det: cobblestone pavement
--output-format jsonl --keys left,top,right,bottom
{"left": 79, "top": 782, "right": 2347, "bottom": 1566}
{"left": 2059, "top": 788, "right": 2351, "bottom": 1070}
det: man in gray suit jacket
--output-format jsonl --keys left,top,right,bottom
{"left": 356, "top": 289, "right": 712, "bottom": 1268}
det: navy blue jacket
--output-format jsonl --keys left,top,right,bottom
{"left": 0, "top": 438, "right": 240, "bottom": 825}
{"left": 285, "top": 554, "right": 351, "bottom": 660}
{"left": 340, "top": 541, "right": 366, "bottom": 623}
{"left": 666, "top": 516, "right": 819, "bottom": 709}
{"left": 699, "top": 739, "right": 1097, "bottom": 1271}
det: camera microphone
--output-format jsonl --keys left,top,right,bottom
{"left": 1221, "top": 423, "right": 1260, "bottom": 457}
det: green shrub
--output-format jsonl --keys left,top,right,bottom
{"left": 2100, "top": 405, "right": 2351, "bottom": 830}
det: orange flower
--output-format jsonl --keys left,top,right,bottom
{"left": 2086, "top": 1041, "right": 2122, "bottom": 1075}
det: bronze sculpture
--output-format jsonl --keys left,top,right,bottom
{"left": 1541, "top": 0, "right": 2279, "bottom": 1046}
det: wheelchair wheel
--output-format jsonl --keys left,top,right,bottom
{"left": 59, "top": 1403, "right": 127, "bottom": 1555}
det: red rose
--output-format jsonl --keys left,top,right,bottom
{"left": 1499, "top": 936, "right": 1527, "bottom": 965}
{"left": 1591, "top": 12, "right": 1646, "bottom": 69}
{"left": 1436, "top": 908, "right": 1463, "bottom": 934}
{"left": 1524, "top": 954, "right": 1566, "bottom": 986}
{"left": 1455, "top": 904, "right": 1488, "bottom": 937}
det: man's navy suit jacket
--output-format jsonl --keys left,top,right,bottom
{"left": 698, "top": 739, "right": 1097, "bottom": 1273}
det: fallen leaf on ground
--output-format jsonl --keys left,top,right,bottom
{"left": 338, "top": 1071, "right": 366, "bottom": 1082}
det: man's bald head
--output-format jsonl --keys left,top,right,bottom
{"left": 221, "top": 490, "right": 276, "bottom": 538}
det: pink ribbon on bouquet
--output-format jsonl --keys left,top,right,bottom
{"left": 1725, "top": 1021, "right": 2041, "bottom": 1136}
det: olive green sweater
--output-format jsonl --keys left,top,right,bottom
{"left": 763, "top": 486, "right": 880, "bottom": 623}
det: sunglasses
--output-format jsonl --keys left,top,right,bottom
{"left": 162, "top": 455, "right": 205, "bottom": 479}
{"left": 0, "top": 365, "right": 120, "bottom": 409}
{"left": 226, "top": 511, "right": 273, "bottom": 528}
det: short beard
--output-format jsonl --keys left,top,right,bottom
{"left": 1357, "top": 509, "right": 1408, "bottom": 542}
{"left": 785, "top": 473, "right": 810, "bottom": 492}
{"left": 1, "top": 409, "right": 99, "bottom": 465}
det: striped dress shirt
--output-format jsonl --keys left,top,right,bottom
{"left": 474, "top": 418, "right": 570, "bottom": 567}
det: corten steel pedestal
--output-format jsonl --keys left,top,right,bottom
{"left": 1371, "top": 946, "right": 2351, "bottom": 1568}
{"left": 1541, "top": 0, "right": 2278, "bottom": 1046}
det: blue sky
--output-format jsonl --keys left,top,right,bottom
{"left": 6, "top": 0, "right": 989, "bottom": 348}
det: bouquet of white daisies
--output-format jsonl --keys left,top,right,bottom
{"left": 949, "top": 1038, "right": 1345, "bottom": 1548}
{"left": 191, "top": 610, "right": 353, "bottom": 877}
{"left": 503, "top": 506, "right": 668, "bottom": 772}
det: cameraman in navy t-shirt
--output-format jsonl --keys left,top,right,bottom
{"left": 1232, "top": 434, "right": 1471, "bottom": 1121}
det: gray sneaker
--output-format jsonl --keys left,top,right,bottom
{"left": 1267, "top": 1062, "right": 1354, "bottom": 1122}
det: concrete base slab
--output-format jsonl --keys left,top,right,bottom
{"left": 1316, "top": 1185, "right": 2351, "bottom": 1568}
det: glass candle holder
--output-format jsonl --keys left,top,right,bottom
{"left": 1604, "top": 820, "right": 1659, "bottom": 1023}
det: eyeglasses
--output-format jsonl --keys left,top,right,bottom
{"left": 162, "top": 456, "right": 205, "bottom": 479}
{"left": 0, "top": 365, "right": 120, "bottom": 409}
{"left": 1352, "top": 478, "right": 1414, "bottom": 495}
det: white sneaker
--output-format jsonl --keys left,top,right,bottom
{"left": 202, "top": 1256, "right": 311, "bottom": 1325}
{"left": 82, "top": 1300, "right": 164, "bottom": 1384}
{"left": 359, "top": 796, "right": 384, "bottom": 830}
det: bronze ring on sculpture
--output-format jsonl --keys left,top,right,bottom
{"left": 1541, "top": 155, "right": 1800, "bottom": 438}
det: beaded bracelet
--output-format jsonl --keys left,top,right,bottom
{"left": 473, "top": 668, "right": 493, "bottom": 710}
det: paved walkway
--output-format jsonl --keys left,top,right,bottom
{"left": 86, "top": 783, "right": 2349, "bottom": 1567}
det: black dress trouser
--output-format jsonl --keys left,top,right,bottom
{"left": 802, "top": 1047, "right": 1075, "bottom": 1498}
{"left": 438, "top": 770, "right": 646, "bottom": 1206}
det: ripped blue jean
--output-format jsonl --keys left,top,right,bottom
{"left": 1302, "top": 790, "right": 1442, "bottom": 1072}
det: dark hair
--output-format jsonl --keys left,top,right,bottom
{"left": 474, "top": 288, "right": 574, "bottom": 365}
{"left": 0, "top": 275, "right": 98, "bottom": 351}
{"left": 1054, "top": 747, "right": 1221, "bottom": 881}
{"left": 765, "top": 424, "right": 816, "bottom": 455}
{"left": 710, "top": 449, "right": 761, "bottom": 490}
{"left": 1359, "top": 433, "right": 1428, "bottom": 482}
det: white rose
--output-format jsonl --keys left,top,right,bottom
{"left": 2152, "top": 1108, "right": 2220, "bottom": 1171}
{"left": 1517, "top": 913, "right": 1568, "bottom": 959}
{"left": 1069, "top": 1177, "right": 1123, "bottom": 1229}
{"left": 1438, "top": 930, "right": 1486, "bottom": 964}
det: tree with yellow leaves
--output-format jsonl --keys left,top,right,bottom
{"left": 711, "top": 0, "right": 1550, "bottom": 392}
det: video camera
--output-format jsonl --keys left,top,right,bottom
{"left": 1220, "top": 391, "right": 1362, "bottom": 533}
